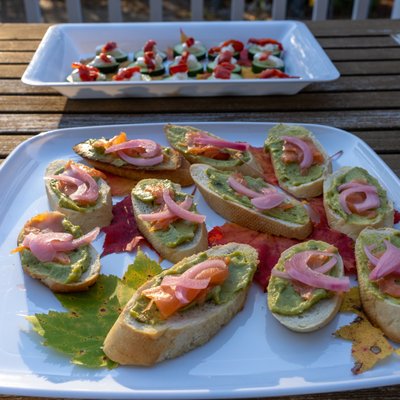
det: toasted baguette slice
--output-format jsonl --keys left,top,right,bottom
{"left": 73, "top": 138, "right": 193, "bottom": 187}
{"left": 264, "top": 124, "right": 331, "bottom": 198}
{"left": 323, "top": 166, "right": 394, "bottom": 240}
{"left": 17, "top": 212, "right": 100, "bottom": 292}
{"left": 355, "top": 227, "right": 400, "bottom": 342}
{"left": 164, "top": 123, "right": 263, "bottom": 178}
{"left": 45, "top": 159, "right": 113, "bottom": 234}
{"left": 103, "top": 243, "right": 258, "bottom": 366}
{"left": 190, "top": 163, "right": 312, "bottom": 240}
{"left": 267, "top": 240, "right": 346, "bottom": 332}
{"left": 131, "top": 178, "right": 208, "bottom": 263}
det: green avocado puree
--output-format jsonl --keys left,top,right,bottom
{"left": 130, "top": 249, "right": 256, "bottom": 325}
{"left": 268, "top": 241, "right": 340, "bottom": 316}
{"left": 324, "top": 167, "right": 389, "bottom": 225}
{"left": 264, "top": 124, "right": 324, "bottom": 187}
{"left": 20, "top": 219, "right": 91, "bottom": 284}
{"left": 356, "top": 228, "right": 400, "bottom": 304}
{"left": 49, "top": 166, "right": 105, "bottom": 212}
{"left": 165, "top": 124, "right": 251, "bottom": 168}
{"left": 206, "top": 169, "right": 309, "bottom": 225}
{"left": 132, "top": 179, "right": 198, "bottom": 248}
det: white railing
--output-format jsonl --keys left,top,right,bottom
{"left": 22, "top": 0, "right": 400, "bottom": 23}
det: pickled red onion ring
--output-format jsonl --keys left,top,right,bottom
{"left": 105, "top": 139, "right": 161, "bottom": 158}
{"left": 117, "top": 151, "right": 164, "bottom": 166}
{"left": 160, "top": 259, "right": 227, "bottom": 304}
{"left": 227, "top": 176, "right": 261, "bottom": 198}
{"left": 283, "top": 250, "right": 350, "bottom": 292}
{"left": 68, "top": 164, "right": 99, "bottom": 203}
{"left": 162, "top": 189, "right": 206, "bottom": 223}
{"left": 369, "top": 240, "right": 400, "bottom": 281}
{"left": 363, "top": 244, "right": 379, "bottom": 266}
{"left": 251, "top": 192, "right": 285, "bottom": 210}
{"left": 281, "top": 135, "right": 313, "bottom": 170}
{"left": 338, "top": 182, "right": 379, "bottom": 214}
{"left": 138, "top": 197, "right": 193, "bottom": 222}
{"left": 22, "top": 227, "right": 99, "bottom": 263}
{"left": 227, "top": 175, "right": 285, "bottom": 209}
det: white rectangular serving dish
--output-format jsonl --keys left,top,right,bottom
{"left": 1, "top": 122, "right": 399, "bottom": 399}
{"left": 21, "top": 21, "right": 339, "bottom": 98}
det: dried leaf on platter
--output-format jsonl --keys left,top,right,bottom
{"left": 339, "top": 286, "right": 362, "bottom": 314}
{"left": 334, "top": 313, "right": 395, "bottom": 374}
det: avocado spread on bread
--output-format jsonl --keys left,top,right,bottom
{"left": 130, "top": 249, "right": 255, "bottom": 325}
{"left": 268, "top": 241, "right": 341, "bottom": 315}
{"left": 165, "top": 124, "right": 251, "bottom": 168}
{"left": 356, "top": 228, "right": 400, "bottom": 304}
{"left": 132, "top": 179, "right": 198, "bottom": 248}
{"left": 19, "top": 219, "right": 91, "bottom": 284}
{"left": 265, "top": 124, "right": 325, "bottom": 187}
{"left": 206, "top": 169, "right": 309, "bottom": 225}
{"left": 324, "top": 167, "right": 390, "bottom": 224}
{"left": 74, "top": 138, "right": 174, "bottom": 169}
{"left": 49, "top": 165, "right": 107, "bottom": 212}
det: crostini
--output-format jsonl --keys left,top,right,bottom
{"left": 73, "top": 132, "right": 193, "bottom": 187}
{"left": 164, "top": 124, "right": 262, "bottom": 177}
{"left": 264, "top": 124, "right": 331, "bottom": 198}
{"left": 190, "top": 163, "right": 312, "bottom": 239}
{"left": 44, "top": 159, "right": 113, "bottom": 234}
{"left": 267, "top": 240, "right": 350, "bottom": 332}
{"left": 323, "top": 166, "right": 394, "bottom": 240}
{"left": 355, "top": 227, "right": 400, "bottom": 342}
{"left": 14, "top": 211, "right": 101, "bottom": 292}
{"left": 103, "top": 242, "right": 258, "bottom": 366}
{"left": 131, "top": 178, "right": 208, "bottom": 263}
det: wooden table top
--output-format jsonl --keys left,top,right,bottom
{"left": 0, "top": 19, "right": 400, "bottom": 400}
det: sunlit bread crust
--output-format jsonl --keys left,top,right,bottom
{"left": 103, "top": 243, "right": 258, "bottom": 366}
{"left": 190, "top": 163, "right": 312, "bottom": 240}
{"left": 45, "top": 159, "right": 113, "bottom": 234}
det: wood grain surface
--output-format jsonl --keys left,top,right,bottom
{"left": 0, "top": 19, "right": 399, "bottom": 400}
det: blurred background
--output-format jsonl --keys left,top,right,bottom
{"left": 0, "top": 0, "right": 396, "bottom": 22}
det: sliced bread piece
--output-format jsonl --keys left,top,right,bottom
{"left": 164, "top": 123, "right": 263, "bottom": 178}
{"left": 323, "top": 166, "right": 394, "bottom": 240}
{"left": 131, "top": 178, "right": 208, "bottom": 263}
{"left": 16, "top": 211, "right": 100, "bottom": 292}
{"left": 190, "top": 163, "right": 312, "bottom": 240}
{"left": 103, "top": 242, "right": 258, "bottom": 365}
{"left": 73, "top": 137, "right": 193, "bottom": 187}
{"left": 267, "top": 240, "right": 347, "bottom": 332}
{"left": 264, "top": 124, "right": 332, "bottom": 198}
{"left": 355, "top": 227, "right": 400, "bottom": 342}
{"left": 45, "top": 159, "right": 113, "bottom": 234}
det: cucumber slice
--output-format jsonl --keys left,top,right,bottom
{"left": 173, "top": 43, "right": 207, "bottom": 61}
{"left": 248, "top": 45, "right": 282, "bottom": 60}
{"left": 95, "top": 64, "right": 119, "bottom": 74}
{"left": 208, "top": 50, "right": 240, "bottom": 61}
{"left": 206, "top": 61, "right": 241, "bottom": 74}
{"left": 252, "top": 60, "right": 284, "bottom": 74}
{"left": 169, "top": 63, "right": 204, "bottom": 77}
{"left": 135, "top": 49, "right": 167, "bottom": 62}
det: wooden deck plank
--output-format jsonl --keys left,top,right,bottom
{"left": 0, "top": 52, "right": 34, "bottom": 64}
{"left": 336, "top": 60, "right": 400, "bottom": 75}
{"left": 1, "top": 75, "right": 400, "bottom": 95}
{"left": 0, "top": 91, "right": 399, "bottom": 113}
{"left": 317, "top": 36, "right": 400, "bottom": 48}
{"left": 0, "top": 41, "right": 41, "bottom": 51}
{"left": 0, "top": 110, "right": 399, "bottom": 133}
{"left": 326, "top": 47, "right": 400, "bottom": 61}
